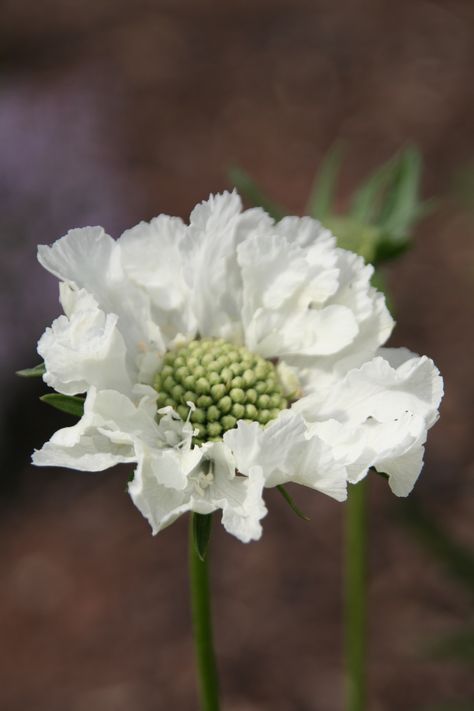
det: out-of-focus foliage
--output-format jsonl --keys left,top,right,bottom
{"left": 230, "top": 145, "right": 431, "bottom": 268}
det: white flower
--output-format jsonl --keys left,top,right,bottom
{"left": 32, "top": 191, "right": 443, "bottom": 542}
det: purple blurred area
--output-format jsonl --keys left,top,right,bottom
{"left": 1, "top": 1, "right": 473, "bottom": 709}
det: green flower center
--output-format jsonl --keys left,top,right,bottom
{"left": 154, "top": 338, "right": 288, "bottom": 446}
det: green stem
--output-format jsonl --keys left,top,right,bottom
{"left": 345, "top": 479, "right": 368, "bottom": 711}
{"left": 189, "top": 513, "right": 220, "bottom": 711}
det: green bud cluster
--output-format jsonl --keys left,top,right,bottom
{"left": 154, "top": 338, "right": 288, "bottom": 446}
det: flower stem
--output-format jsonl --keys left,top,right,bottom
{"left": 345, "top": 479, "right": 368, "bottom": 711}
{"left": 189, "top": 513, "right": 220, "bottom": 711}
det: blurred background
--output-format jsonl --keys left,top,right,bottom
{"left": 1, "top": 1, "right": 473, "bottom": 709}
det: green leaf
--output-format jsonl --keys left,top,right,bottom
{"left": 378, "top": 146, "right": 422, "bottom": 238}
{"left": 40, "top": 393, "right": 85, "bottom": 418}
{"left": 192, "top": 512, "right": 213, "bottom": 562}
{"left": 277, "top": 484, "right": 310, "bottom": 521}
{"left": 350, "top": 155, "right": 399, "bottom": 224}
{"left": 228, "top": 166, "right": 287, "bottom": 221}
{"left": 349, "top": 146, "right": 431, "bottom": 265}
{"left": 16, "top": 363, "right": 46, "bottom": 377}
{"left": 306, "top": 142, "right": 344, "bottom": 220}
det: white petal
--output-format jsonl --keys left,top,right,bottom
{"left": 32, "top": 388, "right": 135, "bottom": 471}
{"left": 34, "top": 384, "right": 203, "bottom": 513}
{"left": 298, "top": 353, "right": 443, "bottom": 495}
{"left": 128, "top": 455, "right": 195, "bottom": 535}
{"left": 119, "top": 215, "right": 196, "bottom": 342}
{"left": 190, "top": 442, "right": 267, "bottom": 543}
{"left": 294, "top": 433, "right": 348, "bottom": 501}
{"left": 38, "top": 286, "right": 133, "bottom": 396}
{"left": 296, "top": 355, "right": 443, "bottom": 427}
{"left": 38, "top": 227, "right": 165, "bottom": 365}
{"left": 279, "top": 244, "right": 394, "bottom": 389}
{"left": 183, "top": 191, "right": 272, "bottom": 341}
{"left": 379, "top": 443, "right": 426, "bottom": 497}
{"left": 224, "top": 409, "right": 307, "bottom": 487}
{"left": 238, "top": 231, "right": 359, "bottom": 357}
{"left": 276, "top": 215, "right": 336, "bottom": 251}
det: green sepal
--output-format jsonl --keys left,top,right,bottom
{"left": 228, "top": 165, "right": 287, "bottom": 221}
{"left": 277, "top": 484, "right": 310, "bottom": 521}
{"left": 192, "top": 512, "right": 213, "bottom": 562}
{"left": 16, "top": 363, "right": 46, "bottom": 378}
{"left": 40, "top": 393, "right": 85, "bottom": 417}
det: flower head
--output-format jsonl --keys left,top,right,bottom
{"left": 33, "top": 191, "right": 443, "bottom": 542}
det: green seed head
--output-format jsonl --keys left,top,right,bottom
{"left": 154, "top": 338, "right": 288, "bottom": 445}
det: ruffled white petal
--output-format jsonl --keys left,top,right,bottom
{"left": 224, "top": 410, "right": 347, "bottom": 501}
{"left": 224, "top": 409, "right": 306, "bottom": 486}
{"left": 183, "top": 191, "right": 273, "bottom": 341}
{"left": 296, "top": 351, "right": 443, "bottom": 495}
{"left": 298, "top": 354, "right": 443, "bottom": 427}
{"left": 294, "top": 433, "right": 348, "bottom": 501}
{"left": 238, "top": 230, "right": 359, "bottom": 357}
{"left": 38, "top": 285, "right": 133, "bottom": 396}
{"left": 129, "top": 441, "right": 267, "bottom": 542}
{"left": 38, "top": 226, "right": 165, "bottom": 367}
{"left": 32, "top": 388, "right": 136, "bottom": 471}
{"left": 281, "top": 248, "right": 394, "bottom": 390}
{"left": 192, "top": 443, "right": 267, "bottom": 543}
{"left": 119, "top": 215, "right": 197, "bottom": 343}
{"left": 32, "top": 388, "right": 194, "bottom": 490}
{"left": 128, "top": 456, "right": 196, "bottom": 534}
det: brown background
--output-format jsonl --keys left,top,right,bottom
{"left": 0, "top": 1, "right": 473, "bottom": 709}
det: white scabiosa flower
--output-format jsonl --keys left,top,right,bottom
{"left": 33, "top": 192, "right": 443, "bottom": 542}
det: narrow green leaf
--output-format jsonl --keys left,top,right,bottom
{"left": 277, "top": 484, "right": 310, "bottom": 521}
{"left": 40, "top": 393, "right": 85, "bottom": 418}
{"left": 192, "top": 512, "right": 213, "bottom": 562}
{"left": 350, "top": 154, "right": 399, "bottom": 224}
{"left": 228, "top": 166, "right": 287, "bottom": 221}
{"left": 16, "top": 363, "right": 46, "bottom": 377}
{"left": 306, "top": 142, "right": 344, "bottom": 220}
{"left": 377, "top": 146, "right": 422, "bottom": 239}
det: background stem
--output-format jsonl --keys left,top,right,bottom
{"left": 189, "top": 513, "right": 220, "bottom": 711}
{"left": 345, "top": 479, "right": 368, "bottom": 711}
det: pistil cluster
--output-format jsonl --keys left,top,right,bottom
{"left": 154, "top": 339, "right": 288, "bottom": 445}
